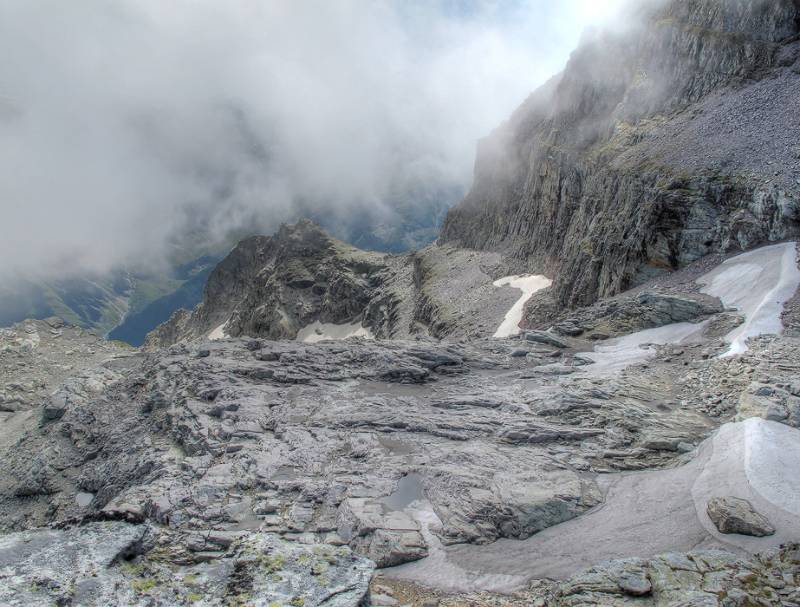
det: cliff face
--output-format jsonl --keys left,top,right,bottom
{"left": 440, "top": 0, "right": 800, "bottom": 308}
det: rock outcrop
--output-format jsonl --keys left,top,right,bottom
{"left": 145, "top": 220, "right": 390, "bottom": 347}
{"left": 550, "top": 544, "right": 800, "bottom": 606}
{"left": 548, "top": 291, "right": 725, "bottom": 339}
{"left": 440, "top": 0, "right": 800, "bottom": 310}
{"left": 0, "top": 317, "right": 132, "bottom": 413}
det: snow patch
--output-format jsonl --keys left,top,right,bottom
{"left": 582, "top": 241, "right": 799, "bottom": 373}
{"left": 744, "top": 418, "right": 800, "bottom": 517}
{"left": 583, "top": 320, "right": 707, "bottom": 375}
{"left": 492, "top": 275, "right": 552, "bottom": 338}
{"left": 698, "top": 242, "right": 800, "bottom": 356}
{"left": 207, "top": 322, "right": 228, "bottom": 341}
{"left": 386, "top": 418, "right": 800, "bottom": 592}
{"left": 296, "top": 320, "right": 374, "bottom": 344}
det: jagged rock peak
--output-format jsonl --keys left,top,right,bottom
{"left": 144, "top": 219, "right": 390, "bottom": 347}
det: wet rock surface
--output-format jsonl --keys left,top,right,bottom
{"left": 2, "top": 281, "right": 800, "bottom": 604}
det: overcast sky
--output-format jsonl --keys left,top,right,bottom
{"left": 0, "top": 0, "right": 627, "bottom": 278}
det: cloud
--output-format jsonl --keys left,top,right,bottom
{"left": 0, "top": 0, "right": 628, "bottom": 279}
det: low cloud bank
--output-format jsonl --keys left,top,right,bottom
{"left": 0, "top": 0, "right": 627, "bottom": 279}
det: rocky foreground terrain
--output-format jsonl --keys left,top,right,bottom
{"left": 1, "top": 237, "right": 800, "bottom": 606}
{"left": 3, "top": 0, "right": 800, "bottom": 605}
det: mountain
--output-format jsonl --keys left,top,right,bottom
{"left": 2, "top": 1, "right": 800, "bottom": 606}
{"left": 0, "top": 194, "right": 452, "bottom": 345}
{"left": 441, "top": 0, "right": 800, "bottom": 310}
{"left": 144, "top": 219, "right": 537, "bottom": 348}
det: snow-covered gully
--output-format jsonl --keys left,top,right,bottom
{"left": 492, "top": 275, "right": 552, "bottom": 338}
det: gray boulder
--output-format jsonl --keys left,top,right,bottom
{"left": 706, "top": 496, "right": 775, "bottom": 537}
{"left": 523, "top": 331, "right": 569, "bottom": 348}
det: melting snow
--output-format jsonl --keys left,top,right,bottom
{"left": 583, "top": 320, "right": 708, "bottom": 375}
{"left": 385, "top": 418, "right": 800, "bottom": 592}
{"left": 743, "top": 418, "right": 800, "bottom": 517}
{"left": 698, "top": 242, "right": 800, "bottom": 356}
{"left": 207, "top": 322, "right": 228, "bottom": 341}
{"left": 584, "top": 241, "right": 799, "bottom": 372}
{"left": 296, "top": 320, "right": 374, "bottom": 344}
{"left": 492, "top": 275, "right": 552, "bottom": 338}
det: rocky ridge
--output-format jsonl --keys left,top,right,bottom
{"left": 145, "top": 220, "right": 526, "bottom": 348}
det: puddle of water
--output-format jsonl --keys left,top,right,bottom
{"left": 381, "top": 473, "right": 425, "bottom": 511}
{"left": 356, "top": 381, "right": 433, "bottom": 398}
{"left": 75, "top": 492, "right": 94, "bottom": 508}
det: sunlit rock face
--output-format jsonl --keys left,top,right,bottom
{"left": 441, "top": 0, "right": 800, "bottom": 309}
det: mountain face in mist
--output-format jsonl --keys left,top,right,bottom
{"left": 0, "top": 272, "right": 133, "bottom": 336}
{"left": 0, "top": 200, "right": 451, "bottom": 344}
{"left": 146, "top": 0, "right": 800, "bottom": 348}
{"left": 0, "top": 257, "right": 222, "bottom": 344}
{"left": 441, "top": 0, "right": 800, "bottom": 309}
{"left": 144, "top": 219, "right": 520, "bottom": 348}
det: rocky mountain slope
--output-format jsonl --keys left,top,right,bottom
{"left": 0, "top": 317, "right": 131, "bottom": 415}
{"left": 3, "top": 1, "right": 800, "bottom": 605}
{"left": 145, "top": 220, "right": 528, "bottom": 348}
{"left": 440, "top": 0, "right": 800, "bottom": 310}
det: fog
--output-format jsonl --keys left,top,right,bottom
{"left": 0, "top": 0, "right": 628, "bottom": 278}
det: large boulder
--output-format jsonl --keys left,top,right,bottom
{"left": 706, "top": 496, "right": 775, "bottom": 537}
